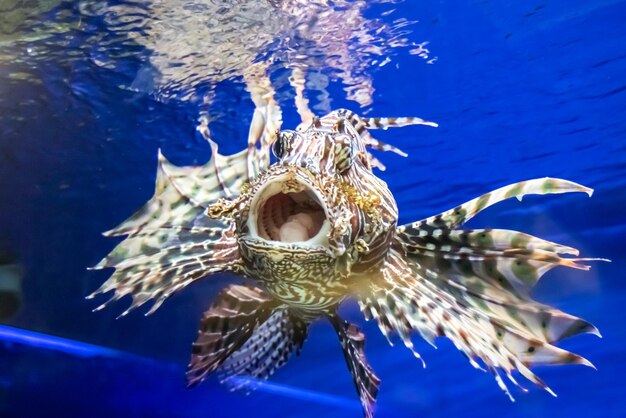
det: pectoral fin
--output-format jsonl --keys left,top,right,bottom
{"left": 399, "top": 178, "right": 593, "bottom": 233}
{"left": 362, "top": 245, "right": 597, "bottom": 400}
{"left": 90, "top": 140, "right": 265, "bottom": 314}
{"left": 360, "top": 180, "right": 602, "bottom": 399}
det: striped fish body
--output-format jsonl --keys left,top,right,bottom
{"left": 229, "top": 111, "right": 400, "bottom": 311}
{"left": 91, "top": 107, "right": 601, "bottom": 418}
{"left": 237, "top": 235, "right": 341, "bottom": 311}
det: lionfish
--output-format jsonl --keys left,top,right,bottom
{"left": 90, "top": 109, "right": 602, "bottom": 417}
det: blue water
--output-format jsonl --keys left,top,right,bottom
{"left": 1, "top": 1, "right": 625, "bottom": 417}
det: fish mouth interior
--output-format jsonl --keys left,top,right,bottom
{"left": 249, "top": 180, "right": 330, "bottom": 246}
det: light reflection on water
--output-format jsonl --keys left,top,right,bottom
{"left": 0, "top": 0, "right": 432, "bottom": 118}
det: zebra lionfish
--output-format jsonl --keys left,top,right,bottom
{"left": 90, "top": 109, "right": 603, "bottom": 417}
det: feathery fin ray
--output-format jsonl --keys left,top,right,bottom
{"left": 187, "top": 285, "right": 308, "bottom": 391}
{"left": 330, "top": 316, "right": 381, "bottom": 418}
{"left": 309, "top": 108, "right": 438, "bottom": 171}
{"left": 398, "top": 178, "right": 593, "bottom": 233}
{"left": 361, "top": 178, "right": 600, "bottom": 400}
{"left": 186, "top": 285, "right": 277, "bottom": 387}
{"left": 89, "top": 138, "right": 268, "bottom": 314}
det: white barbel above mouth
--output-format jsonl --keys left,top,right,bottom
{"left": 246, "top": 174, "right": 331, "bottom": 248}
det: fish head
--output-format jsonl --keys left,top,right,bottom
{"left": 235, "top": 116, "right": 398, "bottom": 297}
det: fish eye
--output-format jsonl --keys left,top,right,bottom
{"left": 334, "top": 135, "right": 355, "bottom": 173}
{"left": 272, "top": 131, "right": 294, "bottom": 160}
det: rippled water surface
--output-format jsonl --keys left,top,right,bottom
{"left": 1, "top": 1, "right": 625, "bottom": 417}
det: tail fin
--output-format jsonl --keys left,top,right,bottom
{"left": 330, "top": 316, "right": 380, "bottom": 418}
{"left": 361, "top": 179, "right": 603, "bottom": 399}
{"left": 187, "top": 285, "right": 308, "bottom": 391}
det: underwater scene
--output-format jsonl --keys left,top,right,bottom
{"left": 1, "top": 1, "right": 625, "bottom": 417}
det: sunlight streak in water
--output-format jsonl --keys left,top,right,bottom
{"left": 0, "top": 324, "right": 122, "bottom": 358}
{"left": 228, "top": 376, "right": 361, "bottom": 410}
{"left": 0, "top": 324, "right": 360, "bottom": 409}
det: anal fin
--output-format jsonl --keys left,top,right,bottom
{"left": 187, "top": 286, "right": 310, "bottom": 393}
{"left": 186, "top": 285, "right": 277, "bottom": 387}
{"left": 218, "top": 308, "right": 309, "bottom": 392}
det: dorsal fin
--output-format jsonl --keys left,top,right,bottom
{"left": 106, "top": 143, "right": 264, "bottom": 237}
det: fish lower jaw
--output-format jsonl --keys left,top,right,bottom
{"left": 243, "top": 220, "right": 332, "bottom": 250}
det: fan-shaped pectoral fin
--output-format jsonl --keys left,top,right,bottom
{"left": 360, "top": 229, "right": 600, "bottom": 401}
{"left": 89, "top": 222, "right": 242, "bottom": 316}
{"left": 330, "top": 315, "right": 380, "bottom": 418}
{"left": 90, "top": 135, "right": 265, "bottom": 315}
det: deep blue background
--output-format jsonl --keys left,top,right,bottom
{"left": 1, "top": 1, "right": 625, "bottom": 417}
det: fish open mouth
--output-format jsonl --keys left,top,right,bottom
{"left": 246, "top": 175, "right": 330, "bottom": 247}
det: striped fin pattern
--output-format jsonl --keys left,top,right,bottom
{"left": 362, "top": 247, "right": 597, "bottom": 400}
{"left": 186, "top": 285, "right": 278, "bottom": 387}
{"left": 359, "top": 115, "right": 439, "bottom": 129}
{"left": 106, "top": 143, "right": 260, "bottom": 237}
{"left": 361, "top": 179, "right": 603, "bottom": 399}
{"left": 89, "top": 222, "right": 241, "bottom": 316}
{"left": 330, "top": 316, "right": 380, "bottom": 418}
{"left": 305, "top": 109, "right": 438, "bottom": 171}
{"left": 90, "top": 140, "right": 263, "bottom": 314}
{"left": 219, "top": 308, "right": 309, "bottom": 392}
{"left": 398, "top": 178, "right": 593, "bottom": 233}
{"left": 395, "top": 228, "right": 598, "bottom": 297}
{"left": 345, "top": 110, "right": 437, "bottom": 171}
